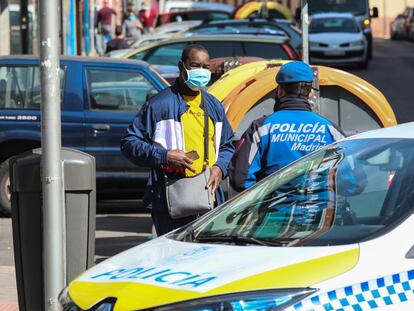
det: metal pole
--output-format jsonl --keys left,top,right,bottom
{"left": 21, "top": 0, "right": 29, "bottom": 53}
{"left": 301, "top": 0, "right": 309, "bottom": 63}
{"left": 84, "top": 0, "right": 91, "bottom": 56}
{"left": 383, "top": 0, "right": 387, "bottom": 39}
{"left": 39, "top": 0, "right": 65, "bottom": 309}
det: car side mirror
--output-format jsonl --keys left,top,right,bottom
{"left": 406, "top": 245, "right": 414, "bottom": 259}
{"left": 371, "top": 7, "right": 379, "bottom": 18}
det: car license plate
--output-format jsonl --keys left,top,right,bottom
{"left": 325, "top": 51, "right": 345, "bottom": 56}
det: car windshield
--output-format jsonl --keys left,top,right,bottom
{"left": 310, "top": 18, "right": 359, "bottom": 34}
{"left": 309, "top": 0, "right": 367, "bottom": 16}
{"left": 191, "top": 23, "right": 285, "bottom": 36}
{"left": 169, "top": 138, "right": 414, "bottom": 246}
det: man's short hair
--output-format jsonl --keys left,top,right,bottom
{"left": 181, "top": 44, "right": 209, "bottom": 63}
{"left": 115, "top": 25, "right": 123, "bottom": 36}
{"left": 280, "top": 82, "right": 312, "bottom": 97}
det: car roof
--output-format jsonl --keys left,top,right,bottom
{"left": 161, "top": 9, "right": 232, "bottom": 15}
{"left": 198, "top": 18, "right": 286, "bottom": 26}
{"left": 311, "top": 12, "right": 355, "bottom": 19}
{"left": 0, "top": 55, "right": 152, "bottom": 67}
{"left": 163, "top": 1, "right": 234, "bottom": 13}
{"left": 346, "top": 123, "right": 414, "bottom": 141}
{"left": 128, "top": 33, "right": 289, "bottom": 54}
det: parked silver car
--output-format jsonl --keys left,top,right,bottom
{"left": 390, "top": 7, "right": 414, "bottom": 40}
{"left": 309, "top": 13, "right": 368, "bottom": 69}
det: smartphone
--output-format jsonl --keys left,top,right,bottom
{"left": 186, "top": 150, "right": 200, "bottom": 161}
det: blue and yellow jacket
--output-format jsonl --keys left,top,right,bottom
{"left": 120, "top": 81, "right": 235, "bottom": 209}
{"left": 229, "top": 96, "right": 345, "bottom": 191}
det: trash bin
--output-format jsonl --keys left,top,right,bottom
{"left": 10, "top": 148, "right": 96, "bottom": 311}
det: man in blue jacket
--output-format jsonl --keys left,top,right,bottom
{"left": 121, "top": 44, "right": 234, "bottom": 235}
{"left": 229, "top": 61, "right": 344, "bottom": 191}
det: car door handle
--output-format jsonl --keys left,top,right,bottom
{"left": 92, "top": 124, "right": 111, "bottom": 131}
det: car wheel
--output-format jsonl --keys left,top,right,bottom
{"left": 0, "top": 159, "right": 12, "bottom": 217}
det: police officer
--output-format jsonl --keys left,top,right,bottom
{"left": 229, "top": 61, "right": 345, "bottom": 191}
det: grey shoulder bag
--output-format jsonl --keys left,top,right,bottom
{"left": 165, "top": 97, "right": 213, "bottom": 219}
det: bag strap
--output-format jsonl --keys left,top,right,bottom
{"left": 202, "top": 94, "right": 209, "bottom": 167}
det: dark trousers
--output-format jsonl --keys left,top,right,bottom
{"left": 151, "top": 205, "right": 197, "bottom": 236}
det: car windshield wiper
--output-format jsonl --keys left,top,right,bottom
{"left": 194, "top": 235, "right": 283, "bottom": 246}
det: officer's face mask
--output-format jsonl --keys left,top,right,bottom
{"left": 183, "top": 64, "right": 211, "bottom": 91}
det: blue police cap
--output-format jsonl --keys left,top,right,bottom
{"left": 276, "top": 61, "right": 314, "bottom": 84}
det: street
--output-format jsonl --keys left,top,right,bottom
{"left": 1, "top": 38, "right": 414, "bottom": 307}
{"left": 348, "top": 39, "right": 414, "bottom": 123}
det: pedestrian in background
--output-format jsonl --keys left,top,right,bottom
{"left": 123, "top": 7, "right": 143, "bottom": 39}
{"left": 121, "top": 44, "right": 235, "bottom": 236}
{"left": 96, "top": 0, "right": 117, "bottom": 43}
{"left": 229, "top": 61, "right": 345, "bottom": 191}
{"left": 106, "top": 25, "right": 130, "bottom": 53}
{"left": 139, "top": 0, "right": 157, "bottom": 33}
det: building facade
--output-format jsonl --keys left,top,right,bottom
{"left": 1, "top": 0, "right": 414, "bottom": 55}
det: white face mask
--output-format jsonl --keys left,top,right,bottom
{"left": 184, "top": 66, "right": 211, "bottom": 91}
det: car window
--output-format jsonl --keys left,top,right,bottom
{"left": 310, "top": 17, "right": 360, "bottom": 33}
{"left": 191, "top": 23, "right": 284, "bottom": 36}
{"left": 87, "top": 69, "right": 158, "bottom": 111}
{"left": 242, "top": 42, "right": 289, "bottom": 59}
{"left": 174, "top": 138, "right": 414, "bottom": 246}
{"left": 144, "top": 43, "right": 187, "bottom": 65}
{"left": 195, "top": 41, "right": 243, "bottom": 59}
{"left": 0, "top": 65, "right": 65, "bottom": 109}
{"left": 128, "top": 50, "right": 147, "bottom": 60}
{"left": 175, "top": 11, "right": 230, "bottom": 21}
{"left": 206, "top": 12, "right": 231, "bottom": 20}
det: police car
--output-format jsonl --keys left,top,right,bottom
{"left": 60, "top": 123, "right": 414, "bottom": 311}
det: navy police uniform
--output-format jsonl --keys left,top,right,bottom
{"left": 229, "top": 61, "right": 345, "bottom": 191}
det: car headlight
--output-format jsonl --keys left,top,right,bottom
{"left": 362, "top": 19, "right": 370, "bottom": 28}
{"left": 58, "top": 286, "right": 115, "bottom": 311}
{"left": 350, "top": 40, "right": 365, "bottom": 47}
{"left": 309, "top": 41, "right": 319, "bottom": 48}
{"left": 152, "top": 288, "right": 317, "bottom": 311}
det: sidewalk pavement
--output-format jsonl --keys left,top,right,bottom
{"left": 0, "top": 217, "right": 18, "bottom": 311}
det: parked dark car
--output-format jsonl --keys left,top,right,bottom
{"left": 124, "top": 34, "right": 299, "bottom": 83}
{"left": 0, "top": 56, "right": 168, "bottom": 215}
{"left": 157, "top": 9, "right": 232, "bottom": 26}
{"left": 390, "top": 7, "right": 414, "bottom": 40}
{"left": 186, "top": 18, "right": 302, "bottom": 54}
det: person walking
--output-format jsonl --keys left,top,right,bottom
{"left": 96, "top": 0, "right": 117, "bottom": 42}
{"left": 123, "top": 7, "right": 143, "bottom": 39}
{"left": 121, "top": 44, "right": 235, "bottom": 236}
{"left": 106, "top": 25, "right": 130, "bottom": 53}
{"left": 229, "top": 61, "right": 345, "bottom": 191}
{"left": 139, "top": 0, "right": 157, "bottom": 33}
